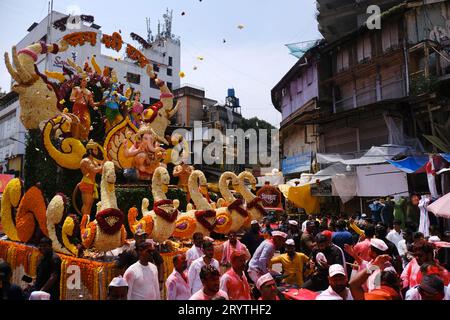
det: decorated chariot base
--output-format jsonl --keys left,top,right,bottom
{"left": 0, "top": 29, "right": 268, "bottom": 300}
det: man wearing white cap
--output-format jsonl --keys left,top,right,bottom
{"left": 347, "top": 238, "right": 395, "bottom": 292}
{"left": 248, "top": 231, "right": 287, "bottom": 284}
{"left": 256, "top": 273, "right": 279, "bottom": 300}
{"left": 316, "top": 264, "right": 353, "bottom": 300}
{"left": 107, "top": 276, "right": 128, "bottom": 300}
{"left": 29, "top": 291, "right": 51, "bottom": 300}
{"left": 269, "top": 239, "right": 311, "bottom": 287}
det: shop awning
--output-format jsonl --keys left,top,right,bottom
{"left": 317, "top": 145, "right": 411, "bottom": 165}
{"left": 386, "top": 156, "right": 428, "bottom": 173}
{"left": 441, "top": 153, "right": 450, "bottom": 163}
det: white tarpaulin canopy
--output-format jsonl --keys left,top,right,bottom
{"left": 428, "top": 193, "right": 450, "bottom": 219}
{"left": 317, "top": 145, "right": 411, "bottom": 165}
{"left": 356, "top": 164, "right": 409, "bottom": 197}
{"left": 257, "top": 175, "right": 285, "bottom": 186}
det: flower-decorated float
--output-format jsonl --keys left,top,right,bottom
{"left": 0, "top": 28, "right": 267, "bottom": 300}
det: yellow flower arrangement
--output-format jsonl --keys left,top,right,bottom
{"left": 62, "top": 216, "right": 79, "bottom": 256}
{"left": 0, "top": 178, "right": 23, "bottom": 241}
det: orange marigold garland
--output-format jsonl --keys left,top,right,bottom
{"left": 214, "top": 210, "right": 232, "bottom": 234}
{"left": 16, "top": 185, "right": 49, "bottom": 242}
{"left": 172, "top": 215, "right": 196, "bottom": 239}
{"left": 80, "top": 214, "right": 96, "bottom": 248}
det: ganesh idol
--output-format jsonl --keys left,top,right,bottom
{"left": 122, "top": 124, "right": 167, "bottom": 180}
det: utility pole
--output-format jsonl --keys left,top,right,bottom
{"left": 45, "top": 0, "right": 54, "bottom": 70}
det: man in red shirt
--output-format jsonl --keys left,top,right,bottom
{"left": 220, "top": 250, "right": 251, "bottom": 300}
{"left": 353, "top": 224, "right": 375, "bottom": 262}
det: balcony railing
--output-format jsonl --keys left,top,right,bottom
{"left": 381, "top": 77, "right": 406, "bottom": 100}
{"left": 333, "top": 76, "right": 406, "bottom": 113}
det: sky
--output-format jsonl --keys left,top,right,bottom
{"left": 0, "top": 0, "right": 322, "bottom": 127}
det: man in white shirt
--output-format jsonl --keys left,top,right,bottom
{"left": 123, "top": 240, "right": 160, "bottom": 300}
{"left": 248, "top": 231, "right": 287, "bottom": 283}
{"left": 316, "top": 264, "right": 353, "bottom": 300}
{"left": 189, "top": 265, "right": 229, "bottom": 300}
{"left": 386, "top": 220, "right": 403, "bottom": 248}
{"left": 166, "top": 253, "right": 191, "bottom": 300}
{"left": 188, "top": 240, "right": 220, "bottom": 295}
{"left": 301, "top": 215, "right": 315, "bottom": 232}
{"left": 186, "top": 232, "right": 204, "bottom": 268}
{"left": 405, "top": 274, "right": 446, "bottom": 300}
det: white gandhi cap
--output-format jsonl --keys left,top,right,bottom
{"left": 109, "top": 276, "right": 128, "bottom": 287}
{"left": 256, "top": 273, "right": 275, "bottom": 290}
{"left": 370, "top": 238, "right": 388, "bottom": 252}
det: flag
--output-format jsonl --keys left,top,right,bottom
{"left": 425, "top": 156, "right": 439, "bottom": 198}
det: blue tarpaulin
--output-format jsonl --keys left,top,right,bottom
{"left": 441, "top": 153, "right": 450, "bottom": 163}
{"left": 386, "top": 156, "right": 429, "bottom": 173}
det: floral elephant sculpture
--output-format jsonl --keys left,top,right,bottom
{"left": 46, "top": 193, "right": 81, "bottom": 256}
{"left": 80, "top": 161, "right": 126, "bottom": 252}
{"left": 128, "top": 167, "right": 180, "bottom": 243}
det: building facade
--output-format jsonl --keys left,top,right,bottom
{"left": 272, "top": 0, "right": 450, "bottom": 212}
{"left": 0, "top": 92, "right": 26, "bottom": 176}
{"left": 271, "top": 43, "right": 323, "bottom": 178}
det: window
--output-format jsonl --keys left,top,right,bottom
{"left": 307, "top": 67, "right": 314, "bottom": 85}
{"left": 167, "top": 82, "right": 173, "bottom": 91}
{"left": 169, "top": 56, "right": 173, "bottom": 66}
{"left": 150, "top": 77, "right": 158, "bottom": 89}
{"left": 297, "top": 76, "right": 303, "bottom": 93}
{"left": 382, "top": 22, "right": 399, "bottom": 52}
{"left": 336, "top": 49, "right": 350, "bottom": 72}
{"left": 167, "top": 68, "right": 173, "bottom": 76}
{"left": 153, "top": 64, "right": 160, "bottom": 72}
{"left": 357, "top": 35, "right": 372, "bottom": 62}
{"left": 127, "top": 72, "right": 140, "bottom": 84}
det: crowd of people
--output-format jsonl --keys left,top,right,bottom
{"left": 1, "top": 212, "right": 449, "bottom": 301}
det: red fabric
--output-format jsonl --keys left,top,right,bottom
{"left": 153, "top": 199, "right": 179, "bottom": 223}
{"left": 195, "top": 210, "right": 217, "bottom": 231}
{"left": 0, "top": 174, "right": 15, "bottom": 193}
{"left": 228, "top": 199, "right": 249, "bottom": 217}
{"left": 283, "top": 288, "right": 318, "bottom": 300}
{"left": 364, "top": 286, "right": 401, "bottom": 300}
{"left": 96, "top": 208, "right": 124, "bottom": 235}
{"left": 247, "top": 197, "right": 267, "bottom": 217}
